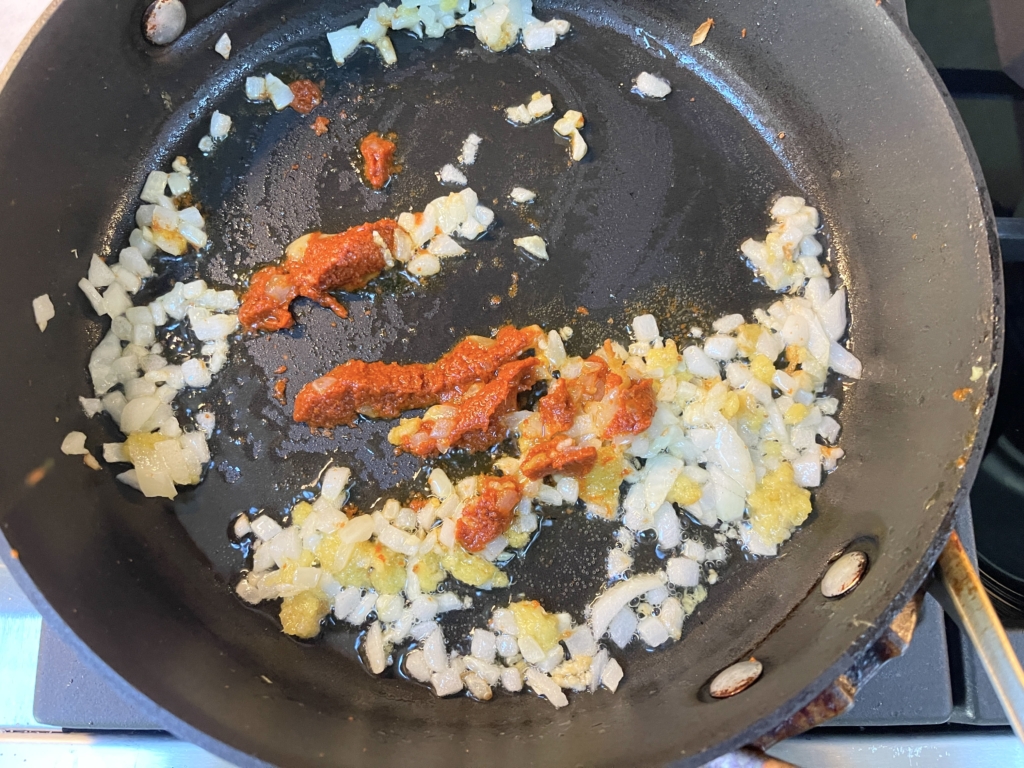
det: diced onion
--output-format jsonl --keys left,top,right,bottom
{"left": 214, "top": 32, "right": 231, "bottom": 59}
{"left": 32, "top": 294, "right": 55, "bottom": 332}
{"left": 634, "top": 72, "right": 672, "bottom": 99}
{"left": 60, "top": 431, "right": 89, "bottom": 455}
{"left": 264, "top": 73, "right": 295, "bottom": 110}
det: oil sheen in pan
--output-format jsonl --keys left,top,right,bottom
{"left": 167, "top": 16, "right": 815, "bottom": 647}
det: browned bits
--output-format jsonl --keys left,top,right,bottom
{"left": 273, "top": 378, "right": 288, "bottom": 405}
{"left": 274, "top": 365, "right": 288, "bottom": 375}
{"left": 953, "top": 387, "right": 971, "bottom": 402}
{"left": 741, "top": 28, "right": 747, "bottom": 38}
{"left": 691, "top": 18, "right": 714, "bottom": 46}
{"left": 312, "top": 116, "right": 330, "bottom": 136}
{"left": 288, "top": 79, "right": 322, "bottom": 114}
{"left": 25, "top": 459, "right": 53, "bottom": 487}
{"left": 576, "top": 306, "right": 590, "bottom": 315}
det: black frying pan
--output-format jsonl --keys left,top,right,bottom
{"left": 0, "top": 0, "right": 1002, "bottom": 766}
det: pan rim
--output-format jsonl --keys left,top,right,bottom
{"left": 0, "top": 0, "right": 1004, "bottom": 765}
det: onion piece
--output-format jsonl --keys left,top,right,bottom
{"left": 569, "top": 128, "right": 588, "bottom": 161}
{"left": 78, "top": 278, "right": 107, "bottom": 316}
{"left": 264, "top": 73, "right": 295, "bottom": 110}
{"left": 60, "top": 431, "right": 89, "bottom": 455}
{"left": 32, "top": 294, "right": 55, "bottom": 332}
{"left": 634, "top": 72, "right": 672, "bottom": 99}
{"left": 327, "top": 25, "right": 363, "bottom": 65}
{"left": 829, "top": 341, "right": 862, "bottom": 379}
{"left": 524, "top": 668, "right": 568, "bottom": 708}
{"left": 589, "top": 573, "right": 664, "bottom": 639}
{"left": 210, "top": 111, "right": 232, "bottom": 140}
{"left": 245, "top": 76, "right": 268, "bottom": 102}
{"left": 214, "top": 32, "right": 231, "bottom": 59}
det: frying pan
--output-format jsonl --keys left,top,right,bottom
{"left": 0, "top": 0, "right": 1006, "bottom": 765}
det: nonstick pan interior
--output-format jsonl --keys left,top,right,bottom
{"left": 0, "top": 0, "right": 1000, "bottom": 766}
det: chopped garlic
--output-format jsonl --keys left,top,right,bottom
{"left": 505, "top": 103, "right": 532, "bottom": 125}
{"left": 527, "top": 93, "right": 553, "bottom": 119}
{"left": 507, "top": 93, "right": 553, "bottom": 125}
{"left": 510, "top": 187, "right": 536, "bottom": 204}
{"left": 459, "top": 133, "right": 483, "bottom": 166}
{"left": 515, "top": 235, "right": 549, "bottom": 260}
{"left": 553, "top": 110, "right": 584, "bottom": 136}
{"left": 570, "top": 129, "right": 588, "bottom": 161}
{"left": 437, "top": 164, "right": 468, "bottom": 186}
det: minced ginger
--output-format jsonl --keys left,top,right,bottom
{"left": 748, "top": 462, "right": 812, "bottom": 546}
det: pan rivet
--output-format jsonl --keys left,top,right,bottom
{"left": 709, "top": 659, "right": 763, "bottom": 699}
{"left": 144, "top": 0, "right": 187, "bottom": 45}
{"left": 821, "top": 551, "right": 869, "bottom": 598}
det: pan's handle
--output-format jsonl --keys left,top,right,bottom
{"left": 938, "top": 530, "right": 1024, "bottom": 741}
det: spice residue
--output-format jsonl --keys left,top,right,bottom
{"left": 238, "top": 219, "right": 398, "bottom": 331}
{"left": 273, "top": 379, "right": 288, "bottom": 405}
{"left": 289, "top": 80, "right": 322, "bottom": 114}
{"left": 359, "top": 132, "right": 398, "bottom": 190}
{"left": 312, "top": 116, "right": 330, "bottom": 136}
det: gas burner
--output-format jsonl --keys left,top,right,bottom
{"left": 971, "top": 259, "right": 1024, "bottom": 623}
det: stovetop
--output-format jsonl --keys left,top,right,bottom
{"left": 3, "top": 0, "right": 1024, "bottom": 766}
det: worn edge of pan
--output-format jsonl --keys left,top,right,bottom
{"left": 685, "top": 16, "right": 1007, "bottom": 768}
{"left": 0, "top": 5, "right": 1005, "bottom": 768}
{"left": 693, "top": 11, "right": 1007, "bottom": 765}
{"left": 0, "top": 2, "right": 292, "bottom": 766}
{"left": 0, "top": 0, "right": 63, "bottom": 93}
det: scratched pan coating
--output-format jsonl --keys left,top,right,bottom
{"left": 0, "top": 0, "right": 1000, "bottom": 766}
{"left": 179, "top": 17, "right": 793, "bottom": 599}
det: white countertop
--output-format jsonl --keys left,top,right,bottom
{"left": 0, "top": 0, "right": 51, "bottom": 72}
{"left": 0, "top": 0, "right": 53, "bottom": 75}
